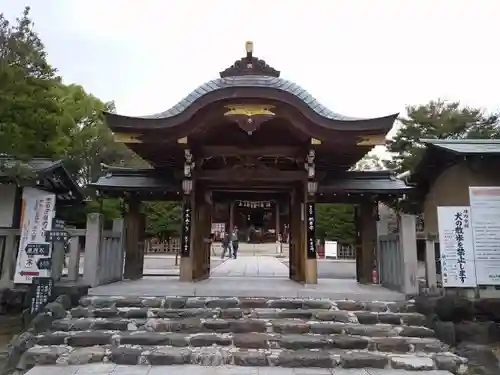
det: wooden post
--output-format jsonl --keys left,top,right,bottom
{"left": 83, "top": 213, "right": 103, "bottom": 287}
{"left": 358, "top": 201, "right": 377, "bottom": 284}
{"left": 275, "top": 201, "right": 280, "bottom": 241}
{"left": 304, "top": 185, "right": 318, "bottom": 285}
{"left": 112, "top": 219, "right": 125, "bottom": 282}
{"left": 123, "top": 198, "right": 142, "bottom": 280}
{"left": 229, "top": 201, "right": 234, "bottom": 232}
{"left": 179, "top": 194, "right": 194, "bottom": 281}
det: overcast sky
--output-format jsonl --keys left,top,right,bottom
{"left": 3, "top": 0, "right": 499, "bottom": 135}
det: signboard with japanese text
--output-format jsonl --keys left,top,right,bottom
{"left": 14, "top": 188, "right": 56, "bottom": 284}
{"left": 437, "top": 206, "right": 477, "bottom": 287}
{"left": 469, "top": 187, "right": 500, "bottom": 285}
{"left": 29, "top": 277, "right": 54, "bottom": 315}
{"left": 180, "top": 200, "right": 192, "bottom": 257}
{"left": 306, "top": 202, "right": 317, "bottom": 259}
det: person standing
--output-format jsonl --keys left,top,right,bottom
{"left": 221, "top": 232, "right": 231, "bottom": 259}
{"left": 231, "top": 227, "right": 240, "bottom": 259}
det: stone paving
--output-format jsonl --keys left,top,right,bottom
{"left": 19, "top": 296, "right": 465, "bottom": 374}
{"left": 88, "top": 256, "right": 405, "bottom": 301}
{"left": 211, "top": 257, "right": 289, "bottom": 278}
{"left": 25, "top": 364, "right": 456, "bottom": 375}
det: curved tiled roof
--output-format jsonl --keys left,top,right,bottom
{"left": 142, "top": 75, "right": 360, "bottom": 121}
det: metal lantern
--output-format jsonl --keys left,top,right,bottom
{"left": 182, "top": 179, "right": 193, "bottom": 195}
{"left": 307, "top": 180, "right": 318, "bottom": 195}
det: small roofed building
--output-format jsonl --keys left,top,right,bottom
{"left": 92, "top": 42, "right": 412, "bottom": 285}
{"left": 407, "top": 139, "right": 500, "bottom": 236}
{"left": 0, "top": 158, "right": 84, "bottom": 286}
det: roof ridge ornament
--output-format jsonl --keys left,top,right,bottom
{"left": 219, "top": 41, "right": 280, "bottom": 78}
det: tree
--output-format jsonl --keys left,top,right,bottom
{"left": 0, "top": 7, "right": 71, "bottom": 169}
{"left": 146, "top": 202, "right": 182, "bottom": 240}
{"left": 315, "top": 204, "right": 355, "bottom": 244}
{"left": 387, "top": 100, "right": 500, "bottom": 173}
{"left": 353, "top": 153, "right": 393, "bottom": 171}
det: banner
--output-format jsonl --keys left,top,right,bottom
{"left": 437, "top": 206, "right": 477, "bottom": 287}
{"left": 14, "top": 188, "right": 56, "bottom": 284}
{"left": 469, "top": 187, "right": 500, "bottom": 285}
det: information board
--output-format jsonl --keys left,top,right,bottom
{"left": 437, "top": 206, "right": 477, "bottom": 287}
{"left": 29, "top": 277, "right": 54, "bottom": 315}
{"left": 469, "top": 187, "right": 500, "bottom": 285}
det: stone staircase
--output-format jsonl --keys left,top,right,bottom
{"left": 21, "top": 296, "right": 467, "bottom": 373}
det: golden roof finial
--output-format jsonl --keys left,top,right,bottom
{"left": 245, "top": 41, "right": 254, "bottom": 56}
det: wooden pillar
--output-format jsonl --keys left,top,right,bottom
{"left": 229, "top": 201, "right": 234, "bottom": 232}
{"left": 358, "top": 201, "right": 377, "bottom": 284}
{"left": 288, "top": 191, "right": 297, "bottom": 281}
{"left": 123, "top": 198, "right": 143, "bottom": 280}
{"left": 354, "top": 206, "right": 362, "bottom": 282}
{"left": 304, "top": 184, "right": 318, "bottom": 285}
{"left": 179, "top": 194, "right": 194, "bottom": 281}
{"left": 275, "top": 201, "right": 280, "bottom": 241}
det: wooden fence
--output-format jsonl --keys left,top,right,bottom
{"left": 0, "top": 214, "right": 123, "bottom": 288}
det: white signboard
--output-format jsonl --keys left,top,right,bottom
{"left": 324, "top": 241, "right": 338, "bottom": 258}
{"left": 437, "top": 206, "right": 477, "bottom": 287}
{"left": 14, "top": 188, "right": 56, "bottom": 284}
{"left": 469, "top": 187, "right": 500, "bottom": 285}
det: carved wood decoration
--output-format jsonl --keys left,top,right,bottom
{"left": 224, "top": 104, "right": 276, "bottom": 135}
{"left": 219, "top": 41, "right": 280, "bottom": 78}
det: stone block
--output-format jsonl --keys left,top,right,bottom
{"left": 19, "top": 346, "right": 70, "bottom": 368}
{"left": 147, "top": 347, "right": 191, "bottom": 365}
{"left": 36, "top": 333, "right": 68, "bottom": 346}
{"left": 331, "top": 335, "right": 370, "bottom": 350}
{"left": 93, "top": 307, "right": 119, "bottom": 318}
{"left": 399, "top": 326, "right": 435, "bottom": 338}
{"left": 335, "top": 300, "right": 364, "bottom": 311}
{"left": 315, "top": 310, "right": 351, "bottom": 322}
{"left": 92, "top": 319, "right": 129, "bottom": 331}
{"left": 354, "top": 311, "right": 378, "bottom": 325}
{"left": 189, "top": 333, "right": 232, "bottom": 347}
{"left": 309, "top": 322, "right": 344, "bottom": 335}
{"left": 233, "top": 351, "right": 268, "bottom": 366}
{"left": 67, "top": 346, "right": 106, "bottom": 365}
{"left": 301, "top": 299, "right": 333, "bottom": 309}
{"left": 66, "top": 331, "right": 113, "bottom": 347}
{"left": 272, "top": 320, "right": 309, "bottom": 334}
{"left": 277, "top": 350, "right": 334, "bottom": 368}
{"left": 119, "top": 308, "right": 149, "bottom": 319}
{"left": 268, "top": 299, "right": 304, "bottom": 309}
{"left": 278, "top": 334, "right": 331, "bottom": 350}
{"left": 233, "top": 333, "right": 271, "bottom": 349}
{"left": 373, "top": 337, "right": 410, "bottom": 353}
{"left": 120, "top": 332, "right": 188, "bottom": 346}
{"left": 109, "top": 347, "right": 143, "bottom": 365}
{"left": 340, "top": 352, "right": 388, "bottom": 369}
{"left": 377, "top": 313, "right": 402, "bottom": 325}
{"left": 390, "top": 355, "right": 434, "bottom": 371}
{"left": 239, "top": 297, "right": 269, "bottom": 309}
{"left": 229, "top": 319, "right": 267, "bottom": 333}
{"left": 206, "top": 297, "right": 239, "bottom": 309}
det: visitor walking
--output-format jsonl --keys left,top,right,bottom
{"left": 231, "top": 227, "right": 239, "bottom": 259}
{"left": 221, "top": 232, "right": 231, "bottom": 259}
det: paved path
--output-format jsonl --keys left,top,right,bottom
{"left": 89, "top": 275, "right": 405, "bottom": 301}
{"left": 25, "top": 364, "right": 454, "bottom": 375}
{"left": 212, "top": 256, "right": 289, "bottom": 278}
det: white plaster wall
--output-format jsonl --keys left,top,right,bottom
{"left": 0, "top": 184, "right": 16, "bottom": 228}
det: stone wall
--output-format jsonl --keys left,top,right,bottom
{"left": 415, "top": 295, "right": 500, "bottom": 375}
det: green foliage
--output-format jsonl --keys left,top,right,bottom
{"left": 0, "top": 7, "right": 70, "bottom": 164}
{"left": 315, "top": 204, "right": 355, "bottom": 243}
{"left": 387, "top": 100, "right": 500, "bottom": 173}
{"left": 145, "top": 202, "right": 182, "bottom": 240}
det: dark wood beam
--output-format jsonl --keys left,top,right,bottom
{"left": 199, "top": 146, "right": 302, "bottom": 158}
{"left": 196, "top": 169, "right": 306, "bottom": 182}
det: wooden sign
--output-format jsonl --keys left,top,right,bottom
{"left": 306, "top": 202, "right": 317, "bottom": 259}
{"left": 29, "top": 277, "right": 54, "bottom": 315}
{"left": 181, "top": 201, "right": 192, "bottom": 257}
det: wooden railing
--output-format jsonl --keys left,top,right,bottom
{"left": 0, "top": 217, "right": 123, "bottom": 288}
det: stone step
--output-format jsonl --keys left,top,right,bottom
{"left": 48, "top": 317, "right": 435, "bottom": 338}
{"left": 16, "top": 296, "right": 466, "bottom": 373}
{"left": 79, "top": 296, "right": 415, "bottom": 312}
{"left": 21, "top": 345, "right": 466, "bottom": 371}
{"left": 35, "top": 331, "right": 447, "bottom": 353}
{"left": 70, "top": 306, "right": 427, "bottom": 325}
